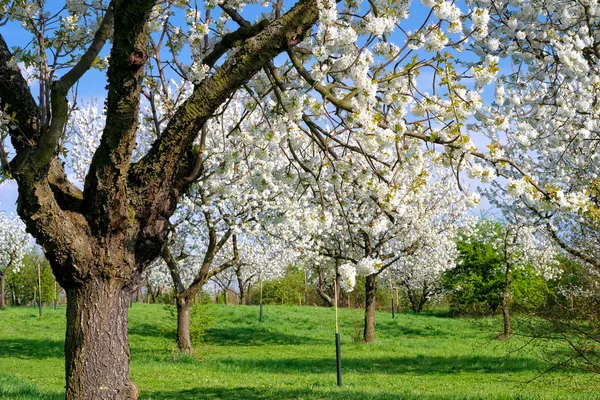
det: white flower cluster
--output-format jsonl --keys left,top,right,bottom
{"left": 0, "top": 213, "right": 31, "bottom": 275}
{"left": 338, "top": 263, "right": 357, "bottom": 292}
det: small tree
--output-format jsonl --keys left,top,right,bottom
{"left": 0, "top": 213, "right": 30, "bottom": 308}
{"left": 444, "top": 221, "right": 505, "bottom": 315}
{"left": 12, "top": 250, "right": 55, "bottom": 307}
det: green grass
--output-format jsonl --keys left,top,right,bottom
{"left": 0, "top": 304, "right": 598, "bottom": 399}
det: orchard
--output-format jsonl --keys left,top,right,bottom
{"left": 0, "top": 0, "right": 599, "bottom": 399}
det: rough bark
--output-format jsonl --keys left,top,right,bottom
{"left": 176, "top": 297, "right": 193, "bottom": 353}
{"left": 65, "top": 277, "right": 138, "bottom": 400}
{"left": 9, "top": 281, "right": 17, "bottom": 306}
{"left": 417, "top": 298, "right": 425, "bottom": 313}
{"left": 317, "top": 274, "right": 334, "bottom": 306}
{"left": 363, "top": 274, "right": 377, "bottom": 343}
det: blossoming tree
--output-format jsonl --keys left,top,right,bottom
{"left": 0, "top": 0, "right": 520, "bottom": 397}
{"left": 467, "top": 0, "right": 596, "bottom": 271}
{"left": 283, "top": 138, "right": 474, "bottom": 341}
{"left": 0, "top": 213, "right": 30, "bottom": 308}
{"left": 390, "top": 240, "right": 458, "bottom": 313}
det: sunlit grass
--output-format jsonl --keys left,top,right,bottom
{"left": 0, "top": 304, "right": 597, "bottom": 399}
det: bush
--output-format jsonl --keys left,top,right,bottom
{"left": 255, "top": 266, "right": 306, "bottom": 305}
{"left": 444, "top": 220, "right": 552, "bottom": 317}
{"left": 161, "top": 294, "right": 216, "bottom": 346}
{"left": 188, "top": 302, "right": 216, "bottom": 345}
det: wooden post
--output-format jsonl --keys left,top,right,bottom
{"left": 259, "top": 273, "right": 263, "bottom": 323}
{"left": 37, "top": 262, "right": 43, "bottom": 317}
{"left": 304, "top": 269, "right": 309, "bottom": 306}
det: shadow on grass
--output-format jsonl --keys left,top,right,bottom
{"left": 129, "top": 323, "right": 175, "bottom": 340}
{"left": 0, "top": 374, "right": 62, "bottom": 400}
{"left": 142, "top": 386, "right": 522, "bottom": 400}
{"left": 374, "top": 325, "right": 453, "bottom": 338}
{"left": 205, "top": 327, "right": 327, "bottom": 346}
{"left": 0, "top": 339, "right": 63, "bottom": 359}
{"left": 211, "top": 354, "right": 544, "bottom": 375}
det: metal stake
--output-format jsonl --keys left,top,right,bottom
{"left": 334, "top": 280, "right": 342, "bottom": 386}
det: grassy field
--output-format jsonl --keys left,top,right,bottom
{"left": 0, "top": 304, "right": 598, "bottom": 400}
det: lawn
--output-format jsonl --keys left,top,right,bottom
{"left": 0, "top": 304, "right": 597, "bottom": 400}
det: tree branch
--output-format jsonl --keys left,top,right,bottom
{"left": 83, "top": 0, "right": 157, "bottom": 235}
{"left": 128, "top": 0, "right": 319, "bottom": 258}
{"left": 0, "top": 35, "right": 39, "bottom": 165}
{"left": 30, "top": 6, "right": 115, "bottom": 171}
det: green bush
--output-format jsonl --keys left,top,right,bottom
{"left": 255, "top": 266, "right": 306, "bottom": 305}
{"left": 188, "top": 302, "right": 216, "bottom": 345}
{"left": 443, "top": 231, "right": 505, "bottom": 316}
{"left": 444, "top": 219, "right": 552, "bottom": 316}
{"left": 161, "top": 295, "right": 216, "bottom": 345}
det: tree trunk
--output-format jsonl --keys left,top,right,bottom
{"left": 406, "top": 287, "right": 418, "bottom": 313}
{"left": 176, "top": 297, "right": 193, "bottom": 353}
{"left": 0, "top": 272, "right": 5, "bottom": 308}
{"left": 65, "top": 277, "right": 138, "bottom": 400}
{"left": 317, "top": 269, "right": 334, "bottom": 306}
{"left": 37, "top": 262, "right": 43, "bottom": 317}
{"left": 500, "top": 263, "right": 512, "bottom": 339}
{"left": 10, "top": 281, "right": 17, "bottom": 306}
{"left": 417, "top": 299, "right": 425, "bottom": 313}
{"left": 304, "top": 269, "right": 309, "bottom": 306}
{"left": 363, "top": 274, "right": 377, "bottom": 343}
{"left": 416, "top": 285, "right": 429, "bottom": 313}
{"left": 238, "top": 283, "right": 246, "bottom": 305}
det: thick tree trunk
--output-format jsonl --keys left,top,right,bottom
{"left": 363, "top": 274, "right": 377, "bottom": 343}
{"left": 176, "top": 297, "right": 193, "bottom": 353}
{"left": 0, "top": 272, "right": 5, "bottom": 308}
{"left": 65, "top": 277, "right": 138, "bottom": 400}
